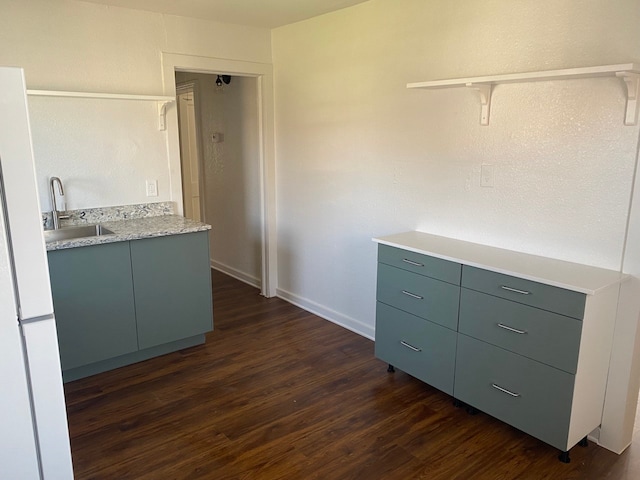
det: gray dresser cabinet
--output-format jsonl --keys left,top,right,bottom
{"left": 374, "top": 232, "right": 622, "bottom": 462}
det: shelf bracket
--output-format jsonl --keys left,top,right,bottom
{"left": 157, "top": 100, "right": 172, "bottom": 131}
{"left": 466, "top": 83, "right": 493, "bottom": 125}
{"left": 617, "top": 72, "right": 640, "bottom": 126}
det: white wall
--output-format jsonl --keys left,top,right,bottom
{"left": 0, "top": 0, "right": 271, "bottom": 211}
{"left": 272, "top": 0, "right": 640, "bottom": 334}
{"left": 175, "top": 72, "right": 262, "bottom": 285}
{"left": 272, "top": 0, "right": 640, "bottom": 452}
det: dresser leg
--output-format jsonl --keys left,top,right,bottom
{"left": 578, "top": 437, "right": 589, "bottom": 447}
{"left": 453, "top": 399, "right": 463, "bottom": 408}
{"left": 387, "top": 364, "right": 395, "bottom": 373}
{"left": 465, "top": 406, "right": 479, "bottom": 415}
{"left": 558, "top": 451, "right": 571, "bottom": 463}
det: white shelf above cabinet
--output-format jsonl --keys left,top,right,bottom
{"left": 407, "top": 63, "right": 640, "bottom": 126}
{"left": 26, "top": 89, "right": 175, "bottom": 131}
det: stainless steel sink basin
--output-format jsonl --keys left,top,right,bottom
{"left": 44, "top": 224, "right": 114, "bottom": 243}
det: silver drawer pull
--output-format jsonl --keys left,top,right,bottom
{"left": 497, "top": 323, "right": 527, "bottom": 335}
{"left": 402, "top": 258, "right": 424, "bottom": 267}
{"left": 400, "top": 341, "right": 422, "bottom": 352}
{"left": 492, "top": 383, "right": 521, "bottom": 397}
{"left": 402, "top": 290, "right": 423, "bottom": 300}
{"left": 501, "top": 285, "right": 531, "bottom": 295}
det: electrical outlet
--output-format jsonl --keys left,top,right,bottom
{"left": 480, "top": 164, "right": 494, "bottom": 187}
{"left": 146, "top": 179, "right": 158, "bottom": 197}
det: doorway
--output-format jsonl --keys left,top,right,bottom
{"left": 162, "top": 53, "right": 277, "bottom": 298}
{"left": 175, "top": 71, "right": 263, "bottom": 290}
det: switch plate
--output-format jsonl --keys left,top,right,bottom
{"left": 480, "top": 164, "right": 494, "bottom": 187}
{"left": 146, "top": 179, "right": 158, "bottom": 197}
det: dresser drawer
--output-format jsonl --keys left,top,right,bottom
{"left": 459, "top": 289, "right": 581, "bottom": 373}
{"left": 454, "top": 335, "right": 574, "bottom": 450}
{"left": 375, "top": 302, "right": 457, "bottom": 395}
{"left": 461, "top": 266, "right": 586, "bottom": 319}
{"left": 377, "top": 263, "right": 460, "bottom": 330}
{"left": 378, "top": 244, "right": 461, "bottom": 285}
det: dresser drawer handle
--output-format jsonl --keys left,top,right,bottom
{"left": 492, "top": 383, "right": 521, "bottom": 397}
{"left": 500, "top": 286, "right": 531, "bottom": 295}
{"left": 400, "top": 341, "right": 422, "bottom": 352}
{"left": 497, "top": 323, "right": 527, "bottom": 335}
{"left": 402, "top": 290, "right": 423, "bottom": 300}
{"left": 402, "top": 258, "right": 424, "bottom": 267}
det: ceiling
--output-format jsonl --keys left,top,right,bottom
{"left": 80, "top": 0, "right": 370, "bottom": 28}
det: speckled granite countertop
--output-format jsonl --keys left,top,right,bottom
{"left": 45, "top": 215, "right": 211, "bottom": 251}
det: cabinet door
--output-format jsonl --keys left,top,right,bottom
{"left": 48, "top": 242, "right": 138, "bottom": 370}
{"left": 130, "top": 232, "right": 213, "bottom": 350}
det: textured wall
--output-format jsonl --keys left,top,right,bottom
{"left": 272, "top": 0, "right": 640, "bottom": 337}
{"left": 175, "top": 72, "right": 262, "bottom": 284}
{"left": 0, "top": 0, "right": 271, "bottom": 211}
{"left": 28, "top": 98, "right": 170, "bottom": 210}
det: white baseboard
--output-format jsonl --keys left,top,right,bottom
{"left": 276, "top": 287, "right": 375, "bottom": 340}
{"left": 211, "top": 260, "right": 261, "bottom": 289}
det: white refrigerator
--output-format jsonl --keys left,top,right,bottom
{"left": 0, "top": 67, "right": 74, "bottom": 479}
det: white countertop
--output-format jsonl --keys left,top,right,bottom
{"left": 373, "top": 231, "right": 625, "bottom": 295}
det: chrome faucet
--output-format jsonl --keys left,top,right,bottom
{"left": 49, "top": 177, "right": 69, "bottom": 229}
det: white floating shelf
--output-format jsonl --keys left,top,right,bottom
{"left": 26, "top": 89, "right": 175, "bottom": 130}
{"left": 407, "top": 63, "right": 640, "bottom": 126}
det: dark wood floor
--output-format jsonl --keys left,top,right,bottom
{"left": 65, "top": 270, "right": 640, "bottom": 479}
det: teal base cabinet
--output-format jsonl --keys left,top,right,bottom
{"left": 48, "top": 242, "right": 138, "bottom": 371}
{"left": 374, "top": 234, "right": 621, "bottom": 462}
{"left": 131, "top": 232, "right": 213, "bottom": 350}
{"left": 48, "top": 231, "right": 213, "bottom": 382}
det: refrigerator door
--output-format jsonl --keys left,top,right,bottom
{"left": 0, "top": 67, "right": 53, "bottom": 320}
{"left": 0, "top": 202, "right": 41, "bottom": 479}
{"left": 0, "top": 67, "right": 74, "bottom": 479}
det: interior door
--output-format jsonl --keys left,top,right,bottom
{"left": 177, "top": 91, "right": 202, "bottom": 222}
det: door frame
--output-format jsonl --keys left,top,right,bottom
{"left": 175, "top": 81, "right": 206, "bottom": 223}
{"left": 161, "top": 52, "right": 277, "bottom": 298}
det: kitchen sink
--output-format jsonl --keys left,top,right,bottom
{"left": 44, "top": 224, "right": 114, "bottom": 243}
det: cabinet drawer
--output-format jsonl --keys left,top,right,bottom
{"left": 377, "top": 263, "right": 460, "bottom": 330}
{"left": 454, "top": 335, "right": 574, "bottom": 450}
{"left": 459, "top": 289, "right": 581, "bottom": 373}
{"left": 378, "top": 244, "right": 461, "bottom": 285}
{"left": 375, "top": 302, "right": 456, "bottom": 395}
{"left": 461, "top": 266, "right": 585, "bottom": 319}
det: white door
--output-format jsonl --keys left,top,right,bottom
{"left": 177, "top": 91, "right": 202, "bottom": 222}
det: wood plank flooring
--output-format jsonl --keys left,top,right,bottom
{"left": 65, "top": 270, "right": 640, "bottom": 479}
